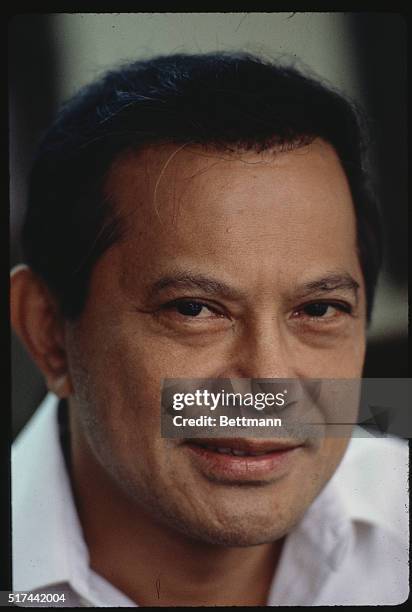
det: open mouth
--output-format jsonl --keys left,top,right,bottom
{"left": 183, "top": 438, "right": 304, "bottom": 481}
{"left": 192, "top": 444, "right": 271, "bottom": 457}
{"left": 185, "top": 438, "right": 302, "bottom": 455}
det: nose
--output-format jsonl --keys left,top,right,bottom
{"left": 222, "top": 317, "right": 295, "bottom": 379}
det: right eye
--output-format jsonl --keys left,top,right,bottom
{"left": 161, "top": 299, "right": 224, "bottom": 320}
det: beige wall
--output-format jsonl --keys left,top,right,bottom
{"left": 50, "top": 13, "right": 362, "bottom": 102}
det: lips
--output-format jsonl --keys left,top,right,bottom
{"left": 183, "top": 438, "right": 304, "bottom": 482}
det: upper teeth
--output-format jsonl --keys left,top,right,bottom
{"left": 203, "top": 445, "right": 268, "bottom": 457}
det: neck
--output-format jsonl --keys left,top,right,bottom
{"left": 69, "top": 413, "right": 283, "bottom": 606}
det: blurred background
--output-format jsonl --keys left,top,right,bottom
{"left": 9, "top": 12, "right": 408, "bottom": 439}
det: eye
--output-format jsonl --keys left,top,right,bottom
{"left": 292, "top": 301, "right": 352, "bottom": 321}
{"left": 162, "top": 299, "right": 222, "bottom": 319}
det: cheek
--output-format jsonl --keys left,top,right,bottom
{"left": 67, "top": 322, "right": 159, "bottom": 447}
{"left": 275, "top": 319, "right": 365, "bottom": 379}
{"left": 318, "top": 438, "right": 350, "bottom": 481}
{"left": 68, "top": 327, "right": 173, "bottom": 492}
{"left": 295, "top": 439, "right": 349, "bottom": 498}
{"left": 267, "top": 438, "right": 350, "bottom": 526}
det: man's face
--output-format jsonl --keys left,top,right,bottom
{"left": 67, "top": 139, "right": 366, "bottom": 545}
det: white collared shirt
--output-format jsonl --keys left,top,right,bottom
{"left": 12, "top": 394, "right": 409, "bottom": 606}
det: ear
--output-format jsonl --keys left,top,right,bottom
{"left": 10, "top": 264, "right": 74, "bottom": 398}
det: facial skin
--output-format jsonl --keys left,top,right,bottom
{"left": 11, "top": 138, "right": 367, "bottom": 604}
{"left": 67, "top": 139, "right": 365, "bottom": 537}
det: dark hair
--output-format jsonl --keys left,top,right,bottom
{"left": 22, "top": 51, "right": 382, "bottom": 320}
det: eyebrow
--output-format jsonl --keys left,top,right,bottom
{"left": 295, "top": 273, "right": 360, "bottom": 302}
{"left": 146, "top": 270, "right": 360, "bottom": 302}
{"left": 147, "top": 272, "right": 246, "bottom": 301}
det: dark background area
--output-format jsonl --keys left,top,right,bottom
{"left": 349, "top": 14, "right": 407, "bottom": 375}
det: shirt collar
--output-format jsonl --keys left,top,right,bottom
{"left": 266, "top": 475, "right": 353, "bottom": 605}
{"left": 267, "top": 433, "right": 409, "bottom": 605}
{"left": 12, "top": 393, "right": 92, "bottom": 597}
{"left": 330, "top": 432, "right": 409, "bottom": 536}
{"left": 13, "top": 393, "right": 137, "bottom": 606}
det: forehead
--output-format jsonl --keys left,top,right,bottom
{"left": 102, "top": 140, "right": 359, "bottom": 289}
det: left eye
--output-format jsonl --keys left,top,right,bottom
{"left": 294, "top": 302, "right": 350, "bottom": 319}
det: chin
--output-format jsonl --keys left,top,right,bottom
{"left": 183, "top": 522, "right": 286, "bottom": 547}
{"left": 162, "top": 507, "right": 292, "bottom": 548}
{"left": 201, "top": 530, "right": 282, "bottom": 548}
